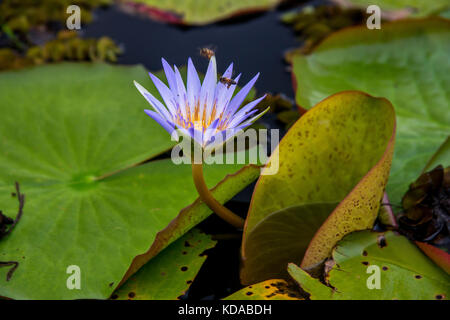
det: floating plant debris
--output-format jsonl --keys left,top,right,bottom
{"left": 398, "top": 165, "right": 450, "bottom": 251}
{"left": 0, "top": 182, "right": 25, "bottom": 282}
{"left": 0, "top": 0, "right": 112, "bottom": 35}
{"left": 0, "top": 261, "right": 19, "bottom": 282}
{"left": 0, "top": 182, "right": 25, "bottom": 240}
{"left": 0, "top": 31, "right": 122, "bottom": 71}
{"left": 282, "top": 5, "right": 374, "bottom": 57}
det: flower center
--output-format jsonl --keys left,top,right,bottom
{"left": 192, "top": 121, "right": 203, "bottom": 131}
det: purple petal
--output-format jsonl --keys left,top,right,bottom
{"left": 173, "top": 65, "right": 188, "bottom": 120}
{"left": 227, "top": 94, "right": 266, "bottom": 127}
{"left": 171, "top": 122, "right": 203, "bottom": 147}
{"left": 149, "top": 72, "right": 177, "bottom": 115}
{"left": 228, "top": 109, "right": 258, "bottom": 128}
{"left": 199, "top": 56, "right": 217, "bottom": 122}
{"left": 144, "top": 109, "right": 178, "bottom": 139}
{"left": 240, "top": 107, "right": 270, "bottom": 127}
{"left": 216, "top": 73, "right": 241, "bottom": 119}
{"left": 223, "top": 72, "right": 260, "bottom": 118}
{"left": 134, "top": 81, "right": 173, "bottom": 121}
{"left": 204, "top": 126, "right": 245, "bottom": 150}
{"left": 187, "top": 57, "right": 201, "bottom": 118}
{"left": 188, "top": 126, "right": 204, "bottom": 147}
{"left": 223, "top": 63, "right": 234, "bottom": 78}
{"left": 161, "top": 58, "right": 177, "bottom": 94}
{"left": 203, "top": 118, "right": 220, "bottom": 145}
{"left": 213, "top": 62, "right": 234, "bottom": 112}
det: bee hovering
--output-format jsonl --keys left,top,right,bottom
{"left": 199, "top": 46, "right": 216, "bottom": 59}
{"left": 219, "top": 76, "right": 237, "bottom": 89}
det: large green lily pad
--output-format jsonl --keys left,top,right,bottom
{"left": 122, "top": 0, "right": 281, "bottom": 25}
{"left": 113, "top": 228, "right": 216, "bottom": 300}
{"left": 241, "top": 91, "right": 396, "bottom": 284}
{"left": 0, "top": 63, "right": 260, "bottom": 299}
{"left": 292, "top": 18, "right": 450, "bottom": 206}
{"left": 288, "top": 231, "right": 450, "bottom": 300}
{"left": 423, "top": 137, "right": 450, "bottom": 172}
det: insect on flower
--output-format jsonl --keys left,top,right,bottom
{"left": 219, "top": 76, "right": 237, "bottom": 89}
{"left": 199, "top": 47, "right": 215, "bottom": 59}
{"left": 134, "top": 56, "right": 269, "bottom": 150}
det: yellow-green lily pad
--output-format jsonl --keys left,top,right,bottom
{"left": 224, "top": 279, "right": 302, "bottom": 300}
{"left": 241, "top": 91, "right": 396, "bottom": 284}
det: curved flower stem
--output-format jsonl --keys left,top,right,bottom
{"left": 191, "top": 162, "right": 245, "bottom": 229}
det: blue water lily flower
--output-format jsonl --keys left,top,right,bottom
{"left": 134, "top": 56, "right": 269, "bottom": 149}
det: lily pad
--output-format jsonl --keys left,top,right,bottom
{"left": 241, "top": 91, "right": 396, "bottom": 284}
{"left": 424, "top": 137, "right": 450, "bottom": 172}
{"left": 224, "top": 279, "right": 302, "bottom": 300}
{"left": 0, "top": 63, "right": 260, "bottom": 299}
{"left": 288, "top": 231, "right": 450, "bottom": 300}
{"left": 292, "top": 18, "right": 450, "bottom": 207}
{"left": 240, "top": 203, "right": 338, "bottom": 284}
{"left": 415, "top": 241, "right": 450, "bottom": 275}
{"left": 121, "top": 0, "right": 281, "bottom": 25}
{"left": 332, "top": 0, "right": 450, "bottom": 18}
{"left": 112, "top": 228, "right": 216, "bottom": 300}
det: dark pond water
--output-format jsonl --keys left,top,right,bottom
{"left": 84, "top": 5, "right": 301, "bottom": 300}
{"left": 83, "top": 5, "right": 299, "bottom": 98}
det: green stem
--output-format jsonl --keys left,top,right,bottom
{"left": 191, "top": 162, "right": 245, "bottom": 229}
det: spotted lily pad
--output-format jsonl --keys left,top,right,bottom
{"left": 288, "top": 231, "right": 450, "bottom": 300}
{"left": 224, "top": 279, "right": 302, "bottom": 300}
{"left": 0, "top": 63, "right": 260, "bottom": 299}
{"left": 292, "top": 18, "right": 450, "bottom": 207}
{"left": 121, "top": 0, "right": 281, "bottom": 25}
{"left": 241, "top": 91, "right": 396, "bottom": 284}
{"left": 112, "top": 228, "right": 216, "bottom": 300}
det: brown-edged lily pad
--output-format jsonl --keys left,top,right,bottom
{"left": 331, "top": 0, "right": 450, "bottom": 18}
{"left": 120, "top": 0, "right": 281, "bottom": 25}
